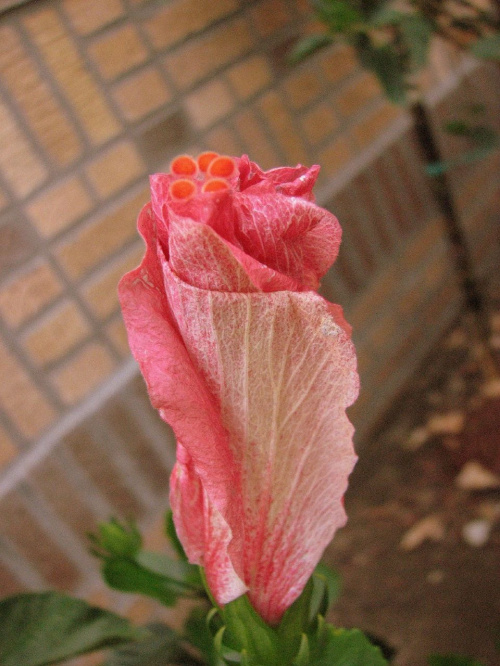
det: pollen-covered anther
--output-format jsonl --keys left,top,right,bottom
{"left": 170, "top": 155, "right": 198, "bottom": 177}
{"left": 197, "top": 151, "right": 219, "bottom": 173}
{"left": 169, "top": 178, "right": 196, "bottom": 200}
{"left": 207, "top": 155, "right": 236, "bottom": 179}
{"left": 202, "top": 178, "right": 230, "bottom": 193}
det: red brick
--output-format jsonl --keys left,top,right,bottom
{"left": 317, "top": 135, "right": 353, "bottom": 179}
{"left": 0, "top": 96, "right": 47, "bottom": 197}
{"left": 143, "top": 0, "right": 238, "bottom": 51}
{"left": 0, "top": 341, "right": 56, "bottom": 437}
{"left": 251, "top": 0, "right": 290, "bottom": 37}
{"left": 185, "top": 80, "right": 235, "bottom": 130}
{"left": 89, "top": 25, "right": 148, "bottom": 81}
{"left": 85, "top": 141, "right": 145, "bottom": 199}
{"left": 26, "top": 176, "right": 93, "bottom": 237}
{"left": 164, "top": 17, "right": 253, "bottom": 89}
{"left": 353, "top": 102, "right": 403, "bottom": 148}
{"left": 234, "top": 109, "right": 280, "bottom": 169}
{"left": 62, "top": 0, "right": 124, "bottom": 35}
{"left": 23, "top": 301, "right": 90, "bottom": 366}
{"left": 0, "top": 492, "right": 81, "bottom": 589}
{"left": 0, "top": 260, "right": 63, "bottom": 328}
{"left": 0, "top": 25, "right": 82, "bottom": 166}
{"left": 283, "top": 69, "right": 323, "bottom": 109}
{"left": 336, "top": 71, "right": 382, "bottom": 117}
{"left": 204, "top": 125, "right": 242, "bottom": 159}
{"left": 51, "top": 342, "right": 116, "bottom": 405}
{"left": 23, "top": 8, "right": 120, "bottom": 146}
{"left": 55, "top": 187, "right": 148, "bottom": 279}
{"left": 320, "top": 44, "right": 357, "bottom": 85}
{"left": 0, "top": 424, "right": 16, "bottom": 470}
{"left": 258, "top": 91, "right": 309, "bottom": 164}
{"left": 301, "top": 103, "right": 339, "bottom": 144}
{"left": 227, "top": 55, "right": 273, "bottom": 101}
{"left": 112, "top": 67, "right": 171, "bottom": 122}
{"left": 82, "top": 244, "right": 144, "bottom": 319}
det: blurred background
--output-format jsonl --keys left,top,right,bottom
{"left": 0, "top": 0, "right": 499, "bottom": 663}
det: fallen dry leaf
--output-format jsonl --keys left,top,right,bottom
{"left": 455, "top": 461, "right": 500, "bottom": 491}
{"left": 400, "top": 515, "right": 445, "bottom": 551}
{"left": 427, "top": 411, "right": 465, "bottom": 435}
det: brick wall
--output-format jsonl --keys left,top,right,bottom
{"left": 0, "top": 0, "right": 499, "bottom": 617}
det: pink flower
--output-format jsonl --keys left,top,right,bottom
{"left": 119, "top": 153, "right": 359, "bottom": 625}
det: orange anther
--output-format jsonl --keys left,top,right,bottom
{"left": 202, "top": 178, "right": 230, "bottom": 193}
{"left": 169, "top": 178, "right": 196, "bottom": 200}
{"left": 197, "top": 151, "right": 219, "bottom": 173}
{"left": 170, "top": 155, "right": 198, "bottom": 177}
{"left": 207, "top": 155, "right": 236, "bottom": 179}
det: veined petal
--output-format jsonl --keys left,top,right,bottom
{"left": 164, "top": 264, "right": 358, "bottom": 624}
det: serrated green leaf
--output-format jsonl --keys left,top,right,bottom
{"left": 310, "top": 625, "right": 389, "bottom": 665}
{"left": 290, "top": 34, "right": 333, "bottom": 64}
{"left": 471, "top": 34, "right": 500, "bottom": 61}
{"left": 165, "top": 509, "right": 189, "bottom": 561}
{"left": 103, "top": 622, "right": 195, "bottom": 666}
{"left": 428, "top": 655, "right": 484, "bottom": 666}
{"left": 102, "top": 558, "right": 179, "bottom": 606}
{"left": 0, "top": 592, "right": 145, "bottom": 666}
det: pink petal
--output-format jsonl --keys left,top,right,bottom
{"left": 163, "top": 264, "right": 358, "bottom": 624}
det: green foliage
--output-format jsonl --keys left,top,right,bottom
{"left": 356, "top": 36, "right": 408, "bottom": 104}
{"left": 103, "top": 622, "right": 199, "bottom": 666}
{"left": 471, "top": 34, "right": 500, "bottom": 61}
{"left": 290, "top": 33, "right": 333, "bottom": 64}
{"left": 311, "top": 0, "right": 363, "bottom": 33}
{"left": 90, "top": 517, "right": 203, "bottom": 607}
{"left": 202, "top": 562, "right": 388, "bottom": 665}
{"left": 426, "top": 122, "right": 499, "bottom": 176}
{"left": 0, "top": 592, "right": 145, "bottom": 666}
{"left": 165, "top": 508, "right": 189, "bottom": 560}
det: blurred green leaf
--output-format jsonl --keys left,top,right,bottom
{"left": 470, "top": 34, "right": 500, "bottom": 60}
{"left": 103, "top": 622, "right": 198, "bottom": 666}
{"left": 103, "top": 558, "right": 180, "bottom": 607}
{"left": 312, "top": 0, "right": 363, "bottom": 33}
{"left": 0, "top": 592, "right": 145, "bottom": 666}
{"left": 356, "top": 38, "right": 408, "bottom": 104}
{"left": 290, "top": 33, "right": 333, "bottom": 64}
{"left": 89, "top": 518, "right": 142, "bottom": 559}
{"left": 136, "top": 550, "right": 203, "bottom": 590}
{"left": 165, "top": 509, "right": 189, "bottom": 561}
{"left": 400, "top": 15, "right": 433, "bottom": 69}
{"left": 184, "top": 605, "right": 218, "bottom": 665}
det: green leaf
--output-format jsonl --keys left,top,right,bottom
{"left": 399, "top": 15, "right": 433, "bottom": 69}
{"left": 278, "top": 578, "right": 315, "bottom": 663}
{"left": 165, "top": 509, "right": 189, "bottom": 561}
{"left": 135, "top": 550, "right": 203, "bottom": 590}
{"left": 89, "top": 518, "right": 142, "bottom": 559}
{"left": 0, "top": 592, "right": 145, "bottom": 666}
{"left": 221, "top": 595, "right": 280, "bottom": 665}
{"left": 313, "top": 562, "right": 342, "bottom": 611}
{"left": 292, "top": 634, "right": 310, "bottom": 666}
{"left": 356, "top": 38, "right": 408, "bottom": 104}
{"left": 428, "top": 656, "right": 484, "bottom": 666}
{"left": 102, "top": 558, "right": 180, "bottom": 606}
{"left": 184, "top": 605, "right": 218, "bottom": 665}
{"left": 310, "top": 625, "right": 389, "bottom": 665}
{"left": 471, "top": 34, "right": 500, "bottom": 61}
{"left": 103, "top": 622, "right": 197, "bottom": 666}
{"left": 290, "top": 34, "right": 333, "bottom": 64}
{"left": 312, "top": 0, "right": 363, "bottom": 33}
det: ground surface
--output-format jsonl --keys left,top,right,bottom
{"left": 325, "top": 311, "right": 500, "bottom": 666}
